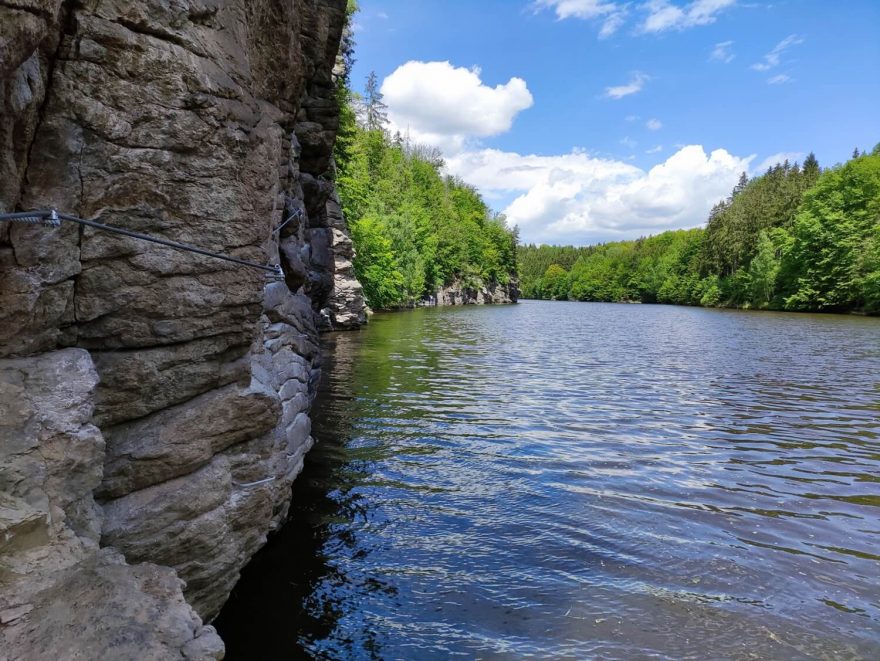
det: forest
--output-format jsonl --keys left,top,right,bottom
{"left": 519, "top": 148, "right": 880, "bottom": 314}
{"left": 333, "top": 9, "right": 517, "bottom": 310}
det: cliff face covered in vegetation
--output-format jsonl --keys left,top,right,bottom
{"left": 332, "top": 25, "right": 519, "bottom": 309}
{"left": 337, "top": 129, "right": 519, "bottom": 309}
{"left": 0, "top": 0, "right": 364, "bottom": 657}
{"left": 520, "top": 149, "right": 880, "bottom": 314}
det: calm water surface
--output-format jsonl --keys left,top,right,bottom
{"left": 216, "top": 301, "right": 880, "bottom": 659}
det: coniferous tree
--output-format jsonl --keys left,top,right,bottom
{"left": 803, "top": 152, "right": 820, "bottom": 176}
{"left": 732, "top": 172, "right": 749, "bottom": 198}
{"left": 363, "top": 71, "right": 389, "bottom": 131}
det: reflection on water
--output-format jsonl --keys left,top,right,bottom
{"left": 216, "top": 301, "right": 880, "bottom": 659}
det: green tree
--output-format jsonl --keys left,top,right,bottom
{"left": 517, "top": 149, "right": 877, "bottom": 315}
{"left": 350, "top": 215, "right": 403, "bottom": 309}
{"left": 541, "top": 264, "right": 569, "bottom": 300}
{"left": 747, "top": 230, "right": 781, "bottom": 306}
{"left": 362, "top": 71, "right": 388, "bottom": 131}
{"left": 783, "top": 153, "right": 880, "bottom": 311}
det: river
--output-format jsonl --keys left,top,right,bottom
{"left": 215, "top": 301, "right": 880, "bottom": 659}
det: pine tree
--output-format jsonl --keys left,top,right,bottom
{"left": 853, "top": 147, "right": 861, "bottom": 159}
{"left": 363, "top": 71, "right": 388, "bottom": 131}
{"left": 802, "top": 152, "right": 820, "bottom": 181}
{"left": 732, "top": 172, "right": 749, "bottom": 198}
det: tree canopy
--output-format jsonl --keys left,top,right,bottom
{"left": 334, "top": 56, "right": 518, "bottom": 309}
{"left": 519, "top": 147, "right": 880, "bottom": 314}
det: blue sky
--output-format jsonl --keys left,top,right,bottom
{"left": 350, "top": 1, "right": 880, "bottom": 245}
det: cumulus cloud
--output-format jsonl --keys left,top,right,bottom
{"left": 446, "top": 145, "right": 753, "bottom": 244}
{"left": 710, "top": 40, "right": 735, "bottom": 63}
{"left": 380, "top": 61, "right": 533, "bottom": 151}
{"left": 605, "top": 72, "right": 649, "bottom": 99}
{"left": 639, "top": 0, "right": 736, "bottom": 33}
{"left": 646, "top": 118, "right": 663, "bottom": 130}
{"left": 751, "top": 34, "right": 804, "bottom": 71}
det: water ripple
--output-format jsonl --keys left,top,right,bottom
{"left": 217, "top": 301, "right": 880, "bottom": 660}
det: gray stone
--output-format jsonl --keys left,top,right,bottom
{"left": 0, "top": 350, "right": 214, "bottom": 659}
{"left": 435, "top": 279, "right": 520, "bottom": 306}
{"left": 0, "top": 0, "right": 367, "bottom": 654}
{"left": 100, "top": 381, "right": 281, "bottom": 499}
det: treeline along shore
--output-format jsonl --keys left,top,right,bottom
{"left": 519, "top": 147, "right": 880, "bottom": 314}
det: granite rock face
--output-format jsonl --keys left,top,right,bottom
{"left": 435, "top": 279, "right": 520, "bottom": 306}
{"left": 0, "top": 0, "right": 365, "bottom": 656}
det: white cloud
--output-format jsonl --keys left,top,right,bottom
{"left": 710, "top": 40, "right": 735, "bottom": 63}
{"left": 751, "top": 34, "right": 804, "bottom": 71}
{"left": 380, "top": 61, "right": 533, "bottom": 151}
{"left": 536, "top": 0, "right": 735, "bottom": 36}
{"left": 621, "top": 136, "right": 638, "bottom": 149}
{"left": 767, "top": 73, "right": 792, "bottom": 85}
{"left": 599, "top": 9, "right": 628, "bottom": 37}
{"left": 446, "top": 145, "right": 753, "bottom": 244}
{"left": 755, "top": 151, "right": 804, "bottom": 172}
{"left": 640, "top": 0, "right": 736, "bottom": 33}
{"left": 535, "top": 0, "right": 620, "bottom": 20}
{"left": 646, "top": 145, "right": 664, "bottom": 154}
{"left": 605, "top": 72, "right": 649, "bottom": 99}
{"left": 646, "top": 118, "right": 663, "bottom": 130}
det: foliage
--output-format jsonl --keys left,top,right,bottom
{"left": 781, "top": 152, "right": 880, "bottom": 312}
{"left": 519, "top": 148, "right": 880, "bottom": 314}
{"left": 541, "top": 264, "right": 569, "bottom": 300}
{"left": 335, "top": 68, "right": 518, "bottom": 309}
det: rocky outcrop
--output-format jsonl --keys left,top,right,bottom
{"left": 323, "top": 189, "right": 368, "bottom": 328}
{"left": 1, "top": 0, "right": 365, "bottom": 656}
{"left": 435, "top": 280, "right": 519, "bottom": 306}
{"left": 0, "top": 349, "right": 223, "bottom": 659}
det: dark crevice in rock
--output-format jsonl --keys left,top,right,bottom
{"left": 17, "top": 0, "right": 75, "bottom": 213}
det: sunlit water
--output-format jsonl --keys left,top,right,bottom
{"left": 215, "top": 301, "right": 880, "bottom": 659}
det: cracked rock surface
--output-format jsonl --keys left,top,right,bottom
{"left": 0, "top": 0, "right": 366, "bottom": 657}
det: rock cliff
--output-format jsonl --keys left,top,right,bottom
{"left": 0, "top": 0, "right": 365, "bottom": 657}
{"left": 435, "top": 279, "right": 519, "bottom": 306}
